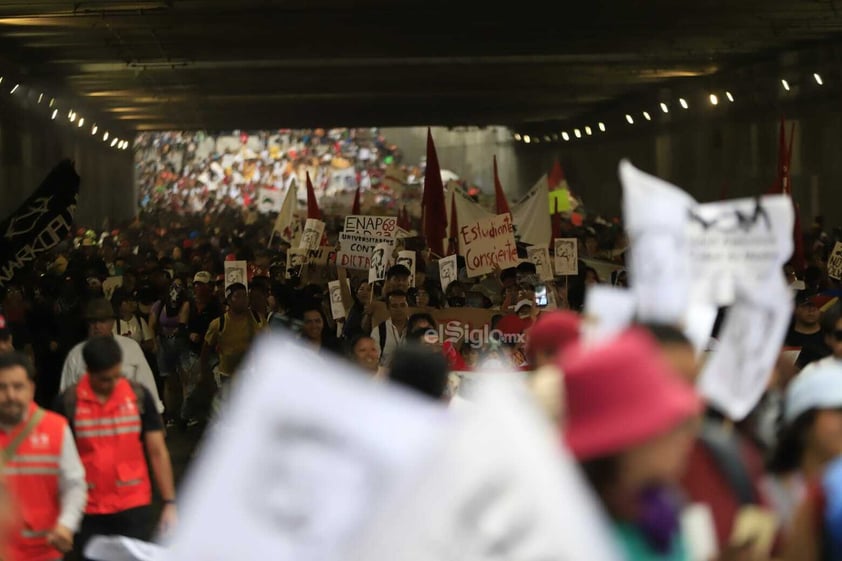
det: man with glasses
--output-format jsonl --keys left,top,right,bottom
{"left": 59, "top": 299, "right": 163, "bottom": 413}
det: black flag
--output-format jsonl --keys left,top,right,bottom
{"left": 0, "top": 159, "right": 80, "bottom": 286}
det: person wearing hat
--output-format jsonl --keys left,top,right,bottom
{"left": 561, "top": 329, "right": 701, "bottom": 560}
{"left": 59, "top": 299, "right": 163, "bottom": 413}
{"left": 764, "top": 360, "right": 842, "bottom": 532}
{"left": 785, "top": 291, "right": 831, "bottom": 368}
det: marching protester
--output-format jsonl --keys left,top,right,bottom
{"left": 55, "top": 337, "right": 177, "bottom": 559}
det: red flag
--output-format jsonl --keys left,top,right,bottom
{"left": 448, "top": 189, "right": 459, "bottom": 256}
{"left": 548, "top": 159, "right": 565, "bottom": 240}
{"left": 351, "top": 185, "right": 361, "bottom": 215}
{"left": 305, "top": 172, "right": 321, "bottom": 220}
{"left": 771, "top": 118, "right": 806, "bottom": 273}
{"left": 422, "top": 128, "right": 447, "bottom": 257}
{"left": 493, "top": 155, "right": 510, "bottom": 215}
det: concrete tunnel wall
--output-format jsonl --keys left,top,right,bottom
{"left": 0, "top": 100, "right": 135, "bottom": 229}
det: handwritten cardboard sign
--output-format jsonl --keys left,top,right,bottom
{"left": 459, "top": 214, "right": 518, "bottom": 277}
{"left": 828, "top": 242, "right": 842, "bottom": 280}
{"left": 554, "top": 238, "right": 579, "bottom": 276}
{"left": 527, "top": 245, "right": 553, "bottom": 281}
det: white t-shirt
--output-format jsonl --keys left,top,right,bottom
{"left": 112, "top": 316, "right": 152, "bottom": 345}
{"left": 370, "top": 319, "right": 405, "bottom": 367}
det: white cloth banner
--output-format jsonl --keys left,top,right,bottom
{"left": 698, "top": 274, "right": 793, "bottom": 421}
{"left": 511, "top": 175, "right": 552, "bottom": 246}
{"left": 446, "top": 181, "right": 495, "bottom": 232}
{"left": 273, "top": 181, "right": 302, "bottom": 244}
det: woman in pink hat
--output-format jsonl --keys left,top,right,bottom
{"left": 560, "top": 329, "right": 701, "bottom": 560}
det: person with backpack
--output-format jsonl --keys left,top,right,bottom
{"left": 200, "top": 283, "right": 263, "bottom": 414}
{"left": 55, "top": 336, "right": 176, "bottom": 561}
{"left": 370, "top": 290, "right": 409, "bottom": 367}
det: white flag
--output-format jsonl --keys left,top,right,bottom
{"left": 511, "top": 175, "right": 552, "bottom": 246}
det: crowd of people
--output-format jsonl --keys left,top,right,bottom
{"left": 0, "top": 130, "right": 841, "bottom": 560}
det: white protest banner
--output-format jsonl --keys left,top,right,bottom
{"left": 527, "top": 245, "right": 553, "bottom": 281}
{"left": 620, "top": 160, "right": 695, "bottom": 324}
{"left": 582, "top": 285, "right": 637, "bottom": 345}
{"left": 396, "top": 250, "right": 416, "bottom": 287}
{"left": 286, "top": 249, "right": 308, "bottom": 278}
{"left": 223, "top": 261, "right": 248, "bottom": 291}
{"left": 459, "top": 213, "right": 518, "bottom": 277}
{"left": 257, "top": 187, "right": 283, "bottom": 214}
{"left": 554, "top": 238, "right": 579, "bottom": 276}
{"left": 328, "top": 280, "right": 347, "bottom": 320}
{"left": 369, "top": 242, "right": 392, "bottom": 284}
{"left": 343, "top": 215, "right": 399, "bottom": 239}
{"left": 299, "top": 218, "right": 325, "bottom": 251}
{"left": 273, "top": 181, "right": 302, "bottom": 244}
{"left": 337, "top": 233, "right": 395, "bottom": 270}
{"left": 161, "top": 336, "right": 450, "bottom": 561}
{"left": 829, "top": 242, "right": 842, "bottom": 280}
{"left": 698, "top": 274, "right": 793, "bottom": 421}
{"left": 511, "top": 175, "right": 552, "bottom": 246}
{"left": 446, "top": 181, "right": 494, "bottom": 231}
{"left": 305, "top": 246, "right": 333, "bottom": 267}
{"left": 439, "top": 255, "right": 458, "bottom": 293}
{"left": 103, "top": 276, "right": 123, "bottom": 301}
{"left": 348, "top": 375, "right": 623, "bottom": 561}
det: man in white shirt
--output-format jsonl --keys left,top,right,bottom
{"left": 60, "top": 298, "right": 163, "bottom": 413}
{"left": 370, "top": 290, "right": 409, "bottom": 367}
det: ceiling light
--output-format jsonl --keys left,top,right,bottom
{"left": 626, "top": 114, "right": 634, "bottom": 124}
{"left": 534, "top": 138, "right": 541, "bottom": 144}
{"left": 111, "top": 138, "right": 118, "bottom": 147}
{"left": 9, "top": 84, "right": 19, "bottom": 94}
{"left": 50, "top": 109, "right": 58, "bottom": 120}
{"left": 543, "top": 135, "right": 551, "bottom": 142}
{"left": 709, "top": 93, "right": 718, "bottom": 105}
{"left": 78, "top": 117, "right": 84, "bottom": 127}
{"left": 103, "top": 132, "right": 109, "bottom": 141}
{"left": 574, "top": 128, "right": 582, "bottom": 138}
{"left": 814, "top": 73, "right": 824, "bottom": 86}
{"left": 513, "top": 133, "right": 522, "bottom": 141}
{"left": 91, "top": 125, "right": 98, "bottom": 135}
{"left": 37, "top": 93, "right": 43, "bottom": 103}
{"left": 679, "top": 98, "right": 689, "bottom": 109}
{"left": 49, "top": 98, "right": 55, "bottom": 107}
{"left": 598, "top": 122, "right": 606, "bottom": 132}
{"left": 585, "top": 126, "right": 593, "bottom": 136}
{"left": 781, "top": 79, "right": 790, "bottom": 91}
{"left": 0, "top": 77, "right": 3, "bottom": 84}
{"left": 643, "top": 111, "right": 652, "bottom": 121}
{"left": 69, "top": 112, "right": 76, "bottom": 123}
{"left": 725, "top": 91, "right": 734, "bottom": 102}
{"left": 523, "top": 135, "right": 531, "bottom": 144}
{"left": 561, "top": 132, "right": 570, "bottom": 141}
{"left": 660, "top": 102, "right": 669, "bottom": 113}
{"left": 552, "top": 134, "right": 559, "bottom": 141}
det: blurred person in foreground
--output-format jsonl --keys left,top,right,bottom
{"left": 0, "top": 352, "right": 86, "bottom": 561}
{"left": 388, "top": 344, "right": 449, "bottom": 402}
{"left": 560, "top": 329, "right": 700, "bottom": 560}
{"left": 524, "top": 311, "right": 581, "bottom": 423}
{"left": 349, "top": 335, "right": 380, "bottom": 375}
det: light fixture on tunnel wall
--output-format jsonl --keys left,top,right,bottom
{"left": 726, "top": 91, "right": 735, "bottom": 102}
{"left": 642, "top": 111, "right": 651, "bottom": 121}
{"left": 111, "top": 138, "right": 119, "bottom": 147}
{"left": 9, "top": 84, "right": 18, "bottom": 94}
{"left": 37, "top": 93, "right": 43, "bottom": 103}
{"left": 78, "top": 117, "right": 84, "bottom": 127}
{"left": 562, "top": 131, "right": 570, "bottom": 141}
{"left": 68, "top": 111, "right": 76, "bottom": 123}
{"left": 679, "top": 98, "right": 689, "bottom": 109}
{"left": 598, "top": 122, "right": 606, "bottom": 132}
{"left": 92, "top": 124, "right": 98, "bottom": 135}
{"left": 552, "top": 134, "right": 559, "bottom": 141}
{"left": 523, "top": 135, "right": 531, "bottom": 144}
{"left": 513, "top": 133, "right": 522, "bottom": 141}
{"left": 625, "top": 114, "right": 634, "bottom": 124}
{"left": 50, "top": 109, "right": 57, "bottom": 120}
{"left": 543, "top": 135, "right": 551, "bottom": 142}
{"left": 574, "top": 128, "right": 582, "bottom": 138}
{"left": 709, "top": 93, "right": 718, "bottom": 105}
{"left": 103, "top": 132, "right": 109, "bottom": 141}
{"left": 814, "top": 73, "right": 823, "bottom": 86}
{"left": 660, "top": 102, "right": 669, "bottom": 113}
{"left": 781, "top": 79, "right": 790, "bottom": 91}
{"left": 49, "top": 98, "right": 54, "bottom": 107}
{"left": 585, "top": 126, "right": 593, "bottom": 136}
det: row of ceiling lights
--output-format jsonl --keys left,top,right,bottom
{"left": 512, "top": 72, "right": 826, "bottom": 144}
{"left": 0, "top": 75, "right": 131, "bottom": 151}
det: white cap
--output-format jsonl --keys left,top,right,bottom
{"left": 784, "top": 359, "right": 842, "bottom": 423}
{"left": 514, "top": 299, "right": 534, "bottom": 313}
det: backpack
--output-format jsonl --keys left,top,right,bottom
{"left": 62, "top": 380, "right": 146, "bottom": 431}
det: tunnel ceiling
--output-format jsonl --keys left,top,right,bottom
{"left": 1, "top": 0, "right": 842, "bottom": 132}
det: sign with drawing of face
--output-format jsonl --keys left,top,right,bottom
{"left": 396, "top": 251, "right": 416, "bottom": 287}
{"left": 299, "top": 219, "right": 325, "bottom": 251}
{"left": 368, "top": 242, "right": 391, "bottom": 284}
{"left": 328, "top": 280, "right": 346, "bottom": 320}
{"left": 287, "top": 249, "right": 308, "bottom": 279}
{"left": 553, "top": 239, "right": 578, "bottom": 276}
{"left": 439, "top": 255, "right": 458, "bottom": 293}
{"left": 224, "top": 261, "right": 248, "bottom": 291}
{"left": 527, "top": 246, "right": 553, "bottom": 281}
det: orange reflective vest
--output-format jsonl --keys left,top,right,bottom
{"left": 1, "top": 403, "right": 66, "bottom": 561}
{"left": 73, "top": 375, "right": 151, "bottom": 515}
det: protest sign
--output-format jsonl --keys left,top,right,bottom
{"left": 554, "top": 238, "right": 579, "bottom": 276}
{"left": 438, "top": 255, "right": 458, "bottom": 293}
{"left": 698, "top": 274, "right": 793, "bottom": 421}
{"left": 103, "top": 276, "right": 123, "bottom": 300}
{"left": 348, "top": 375, "right": 622, "bottom": 561}
{"left": 829, "top": 242, "right": 842, "bottom": 280}
{"left": 272, "top": 181, "right": 301, "bottom": 244}
{"left": 368, "top": 242, "right": 392, "bottom": 284}
{"left": 527, "top": 245, "right": 553, "bottom": 281}
{"left": 286, "top": 249, "right": 308, "bottom": 278}
{"left": 328, "top": 280, "right": 347, "bottom": 320}
{"left": 459, "top": 213, "right": 518, "bottom": 277}
{"left": 257, "top": 187, "right": 283, "bottom": 213}
{"left": 161, "top": 336, "right": 449, "bottom": 561}
{"left": 343, "top": 215, "right": 398, "bottom": 239}
{"left": 306, "top": 246, "right": 333, "bottom": 267}
{"left": 511, "top": 175, "right": 552, "bottom": 246}
{"left": 0, "top": 160, "right": 79, "bottom": 287}
{"left": 396, "top": 250, "right": 416, "bottom": 287}
{"left": 299, "top": 219, "right": 325, "bottom": 250}
{"left": 337, "top": 233, "right": 396, "bottom": 270}
{"left": 223, "top": 261, "right": 248, "bottom": 291}
{"left": 582, "top": 285, "right": 637, "bottom": 345}
{"left": 549, "top": 188, "right": 571, "bottom": 214}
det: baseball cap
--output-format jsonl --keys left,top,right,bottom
{"left": 784, "top": 359, "right": 842, "bottom": 423}
{"left": 514, "top": 299, "right": 534, "bottom": 313}
{"left": 193, "top": 271, "right": 212, "bottom": 284}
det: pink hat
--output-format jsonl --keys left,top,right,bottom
{"left": 560, "top": 329, "right": 701, "bottom": 461}
{"left": 526, "top": 311, "right": 580, "bottom": 362}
